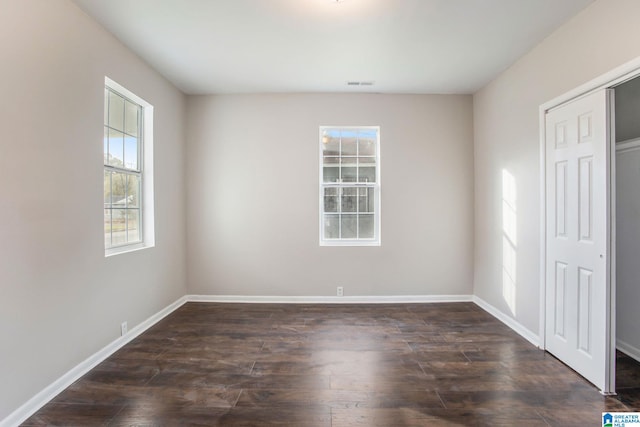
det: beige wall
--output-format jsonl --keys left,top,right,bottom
{"left": 12, "top": 0, "right": 640, "bottom": 420}
{"left": 186, "top": 94, "right": 474, "bottom": 297}
{"left": 473, "top": 0, "right": 640, "bottom": 334}
{"left": 0, "top": 0, "right": 187, "bottom": 419}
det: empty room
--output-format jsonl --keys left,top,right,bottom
{"left": 3, "top": 0, "right": 640, "bottom": 425}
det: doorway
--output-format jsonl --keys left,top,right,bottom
{"left": 613, "top": 76, "right": 640, "bottom": 399}
{"left": 540, "top": 58, "right": 640, "bottom": 395}
{"left": 543, "top": 89, "right": 612, "bottom": 393}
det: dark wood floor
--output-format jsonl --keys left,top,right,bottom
{"left": 21, "top": 302, "right": 640, "bottom": 426}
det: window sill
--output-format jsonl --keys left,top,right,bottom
{"left": 320, "top": 240, "right": 381, "bottom": 247}
{"left": 105, "top": 242, "right": 154, "bottom": 257}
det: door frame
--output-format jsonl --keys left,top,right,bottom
{"left": 539, "top": 56, "right": 640, "bottom": 394}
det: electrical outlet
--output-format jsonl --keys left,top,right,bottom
{"left": 337, "top": 286, "right": 344, "bottom": 297}
{"left": 120, "top": 321, "right": 128, "bottom": 336}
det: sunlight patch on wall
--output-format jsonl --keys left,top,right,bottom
{"left": 502, "top": 169, "right": 517, "bottom": 315}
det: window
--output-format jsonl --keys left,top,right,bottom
{"left": 104, "top": 78, "right": 154, "bottom": 255}
{"left": 320, "top": 126, "right": 380, "bottom": 246}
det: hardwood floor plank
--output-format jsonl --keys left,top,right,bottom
{"left": 331, "top": 407, "right": 549, "bottom": 427}
{"left": 148, "top": 372, "right": 332, "bottom": 390}
{"left": 107, "top": 406, "right": 232, "bottom": 427}
{"left": 19, "top": 302, "right": 640, "bottom": 426}
{"left": 617, "top": 351, "right": 640, "bottom": 389}
{"left": 439, "top": 388, "right": 626, "bottom": 411}
{"left": 215, "top": 407, "right": 331, "bottom": 426}
{"left": 20, "top": 403, "right": 122, "bottom": 426}
{"left": 616, "top": 387, "right": 640, "bottom": 410}
{"left": 329, "top": 374, "right": 438, "bottom": 392}
{"left": 235, "top": 389, "right": 370, "bottom": 409}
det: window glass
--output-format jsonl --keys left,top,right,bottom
{"left": 319, "top": 126, "right": 380, "bottom": 245}
{"left": 104, "top": 86, "right": 144, "bottom": 251}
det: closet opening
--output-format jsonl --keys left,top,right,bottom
{"left": 613, "top": 76, "right": 640, "bottom": 400}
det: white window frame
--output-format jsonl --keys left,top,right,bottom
{"left": 319, "top": 126, "right": 381, "bottom": 246}
{"left": 104, "top": 77, "right": 155, "bottom": 256}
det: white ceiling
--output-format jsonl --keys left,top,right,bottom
{"left": 71, "top": 0, "right": 594, "bottom": 95}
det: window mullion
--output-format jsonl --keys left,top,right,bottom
{"left": 109, "top": 170, "right": 114, "bottom": 246}
{"left": 356, "top": 184, "right": 360, "bottom": 240}
{"left": 356, "top": 132, "right": 359, "bottom": 240}
{"left": 338, "top": 185, "right": 342, "bottom": 239}
{"left": 338, "top": 129, "right": 342, "bottom": 240}
{"left": 125, "top": 174, "right": 129, "bottom": 242}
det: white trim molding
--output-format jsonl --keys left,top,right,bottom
{"left": 473, "top": 296, "right": 540, "bottom": 347}
{"left": 538, "top": 55, "right": 640, "bottom": 395}
{"left": 541, "top": 58, "right": 640, "bottom": 113}
{"left": 2, "top": 292, "right": 543, "bottom": 427}
{"left": 0, "top": 296, "right": 187, "bottom": 427}
{"left": 617, "top": 339, "right": 640, "bottom": 364}
{"left": 616, "top": 136, "right": 640, "bottom": 154}
{"left": 187, "top": 294, "right": 474, "bottom": 304}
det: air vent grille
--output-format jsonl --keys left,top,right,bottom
{"left": 347, "top": 81, "right": 375, "bottom": 86}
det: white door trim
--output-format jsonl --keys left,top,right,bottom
{"left": 539, "top": 55, "right": 640, "bottom": 394}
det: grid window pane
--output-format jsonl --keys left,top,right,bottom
{"left": 324, "top": 187, "right": 338, "bottom": 213}
{"left": 127, "top": 209, "right": 141, "bottom": 243}
{"left": 358, "top": 214, "right": 374, "bottom": 239}
{"left": 108, "top": 91, "right": 125, "bottom": 131}
{"left": 322, "top": 130, "right": 340, "bottom": 156}
{"left": 359, "top": 165, "right": 376, "bottom": 183}
{"left": 323, "top": 156, "right": 339, "bottom": 165}
{"left": 323, "top": 165, "right": 339, "bottom": 183}
{"left": 127, "top": 174, "right": 140, "bottom": 208}
{"left": 104, "top": 170, "right": 111, "bottom": 205}
{"left": 341, "top": 158, "right": 357, "bottom": 182}
{"left": 125, "top": 100, "right": 139, "bottom": 137}
{"left": 103, "top": 128, "right": 109, "bottom": 162}
{"left": 358, "top": 156, "right": 375, "bottom": 165}
{"left": 341, "top": 187, "right": 357, "bottom": 212}
{"left": 104, "top": 88, "right": 109, "bottom": 126}
{"left": 324, "top": 214, "right": 339, "bottom": 239}
{"left": 358, "top": 187, "right": 374, "bottom": 213}
{"left": 104, "top": 208, "right": 112, "bottom": 248}
{"left": 111, "top": 209, "right": 127, "bottom": 246}
{"left": 341, "top": 215, "right": 357, "bottom": 239}
{"left": 358, "top": 133, "right": 376, "bottom": 156}
{"left": 341, "top": 135, "right": 357, "bottom": 155}
{"left": 107, "top": 128, "right": 124, "bottom": 167}
{"left": 111, "top": 172, "right": 127, "bottom": 207}
{"left": 124, "top": 136, "right": 139, "bottom": 170}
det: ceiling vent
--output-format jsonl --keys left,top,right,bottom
{"left": 347, "top": 81, "right": 375, "bottom": 86}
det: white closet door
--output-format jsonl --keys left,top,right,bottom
{"left": 545, "top": 89, "right": 612, "bottom": 392}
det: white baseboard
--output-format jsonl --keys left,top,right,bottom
{"left": 472, "top": 296, "right": 540, "bottom": 347}
{"left": 617, "top": 339, "right": 640, "bottom": 364}
{"left": 187, "top": 294, "right": 474, "bottom": 304}
{"left": 3, "top": 293, "right": 538, "bottom": 427}
{"left": 0, "top": 295, "right": 188, "bottom": 427}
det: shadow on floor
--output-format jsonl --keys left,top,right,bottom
{"left": 616, "top": 350, "right": 640, "bottom": 410}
